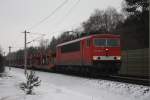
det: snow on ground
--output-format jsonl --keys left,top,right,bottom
{"left": 0, "top": 67, "right": 150, "bottom": 100}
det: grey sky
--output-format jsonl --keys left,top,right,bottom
{"left": 0, "top": 0, "right": 123, "bottom": 54}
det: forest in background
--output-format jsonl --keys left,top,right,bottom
{"left": 0, "top": 47, "right": 4, "bottom": 72}
{"left": 6, "top": 0, "right": 149, "bottom": 59}
{"left": 49, "top": 0, "right": 149, "bottom": 53}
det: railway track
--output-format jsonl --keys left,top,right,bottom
{"left": 98, "top": 74, "right": 150, "bottom": 86}
{"left": 10, "top": 66, "right": 150, "bottom": 86}
{"left": 55, "top": 70, "right": 150, "bottom": 86}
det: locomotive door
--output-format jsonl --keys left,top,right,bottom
{"left": 82, "top": 39, "right": 91, "bottom": 65}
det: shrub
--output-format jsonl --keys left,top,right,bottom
{"left": 20, "top": 71, "right": 41, "bottom": 95}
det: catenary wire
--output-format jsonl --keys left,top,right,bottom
{"left": 28, "top": 0, "right": 68, "bottom": 30}
{"left": 28, "top": 0, "right": 81, "bottom": 44}
{"left": 53, "top": 0, "right": 81, "bottom": 28}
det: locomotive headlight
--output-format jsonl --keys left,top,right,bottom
{"left": 105, "top": 48, "right": 109, "bottom": 51}
{"left": 93, "top": 56, "right": 101, "bottom": 60}
{"left": 116, "top": 56, "right": 121, "bottom": 60}
{"left": 93, "top": 56, "right": 97, "bottom": 60}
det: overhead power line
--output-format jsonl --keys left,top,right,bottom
{"left": 25, "top": 0, "right": 80, "bottom": 46}
{"left": 27, "top": 34, "right": 46, "bottom": 44}
{"left": 29, "top": 0, "right": 80, "bottom": 41}
{"left": 28, "top": 32, "right": 45, "bottom": 36}
{"left": 28, "top": 0, "right": 68, "bottom": 30}
{"left": 53, "top": 0, "right": 80, "bottom": 28}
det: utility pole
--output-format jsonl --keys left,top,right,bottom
{"left": 8, "top": 46, "right": 12, "bottom": 70}
{"left": 22, "top": 30, "right": 30, "bottom": 75}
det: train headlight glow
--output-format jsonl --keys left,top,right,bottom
{"left": 93, "top": 56, "right": 101, "bottom": 60}
{"left": 116, "top": 56, "right": 121, "bottom": 60}
{"left": 93, "top": 56, "right": 97, "bottom": 60}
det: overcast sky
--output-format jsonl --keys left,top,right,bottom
{"left": 0, "top": 0, "right": 123, "bottom": 54}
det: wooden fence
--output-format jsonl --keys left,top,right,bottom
{"left": 119, "top": 48, "right": 149, "bottom": 77}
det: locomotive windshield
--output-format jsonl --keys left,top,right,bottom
{"left": 94, "top": 38, "right": 120, "bottom": 47}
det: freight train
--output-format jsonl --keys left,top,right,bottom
{"left": 11, "top": 33, "right": 122, "bottom": 74}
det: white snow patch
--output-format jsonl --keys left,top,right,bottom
{"left": 0, "top": 67, "right": 149, "bottom": 100}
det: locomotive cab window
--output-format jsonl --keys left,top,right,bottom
{"left": 94, "top": 39, "right": 106, "bottom": 47}
{"left": 107, "top": 39, "right": 120, "bottom": 47}
{"left": 94, "top": 38, "right": 120, "bottom": 47}
{"left": 86, "top": 39, "right": 90, "bottom": 47}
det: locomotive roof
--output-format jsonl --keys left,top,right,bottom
{"left": 57, "top": 34, "right": 120, "bottom": 47}
{"left": 57, "top": 35, "right": 91, "bottom": 47}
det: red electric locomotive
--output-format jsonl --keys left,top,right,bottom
{"left": 56, "top": 33, "right": 121, "bottom": 74}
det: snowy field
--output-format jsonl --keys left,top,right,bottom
{"left": 0, "top": 67, "right": 150, "bottom": 100}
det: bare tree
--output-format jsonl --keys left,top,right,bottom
{"left": 39, "top": 39, "right": 49, "bottom": 50}
{"left": 82, "top": 7, "right": 124, "bottom": 33}
{"left": 48, "top": 36, "right": 57, "bottom": 53}
{"left": 0, "top": 46, "right": 2, "bottom": 55}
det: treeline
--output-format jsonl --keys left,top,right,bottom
{"left": 48, "top": 7, "right": 125, "bottom": 53}
{"left": 7, "top": 0, "right": 149, "bottom": 59}
{"left": 0, "top": 47, "right": 4, "bottom": 73}
{"left": 49, "top": 0, "right": 149, "bottom": 51}
{"left": 118, "top": 0, "right": 149, "bottom": 49}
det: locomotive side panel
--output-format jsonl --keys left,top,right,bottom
{"left": 58, "top": 51, "right": 82, "bottom": 65}
{"left": 56, "top": 41, "right": 82, "bottom": 66}
{"left": 81, "top": 38, "right": 92, "bottom": 66}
